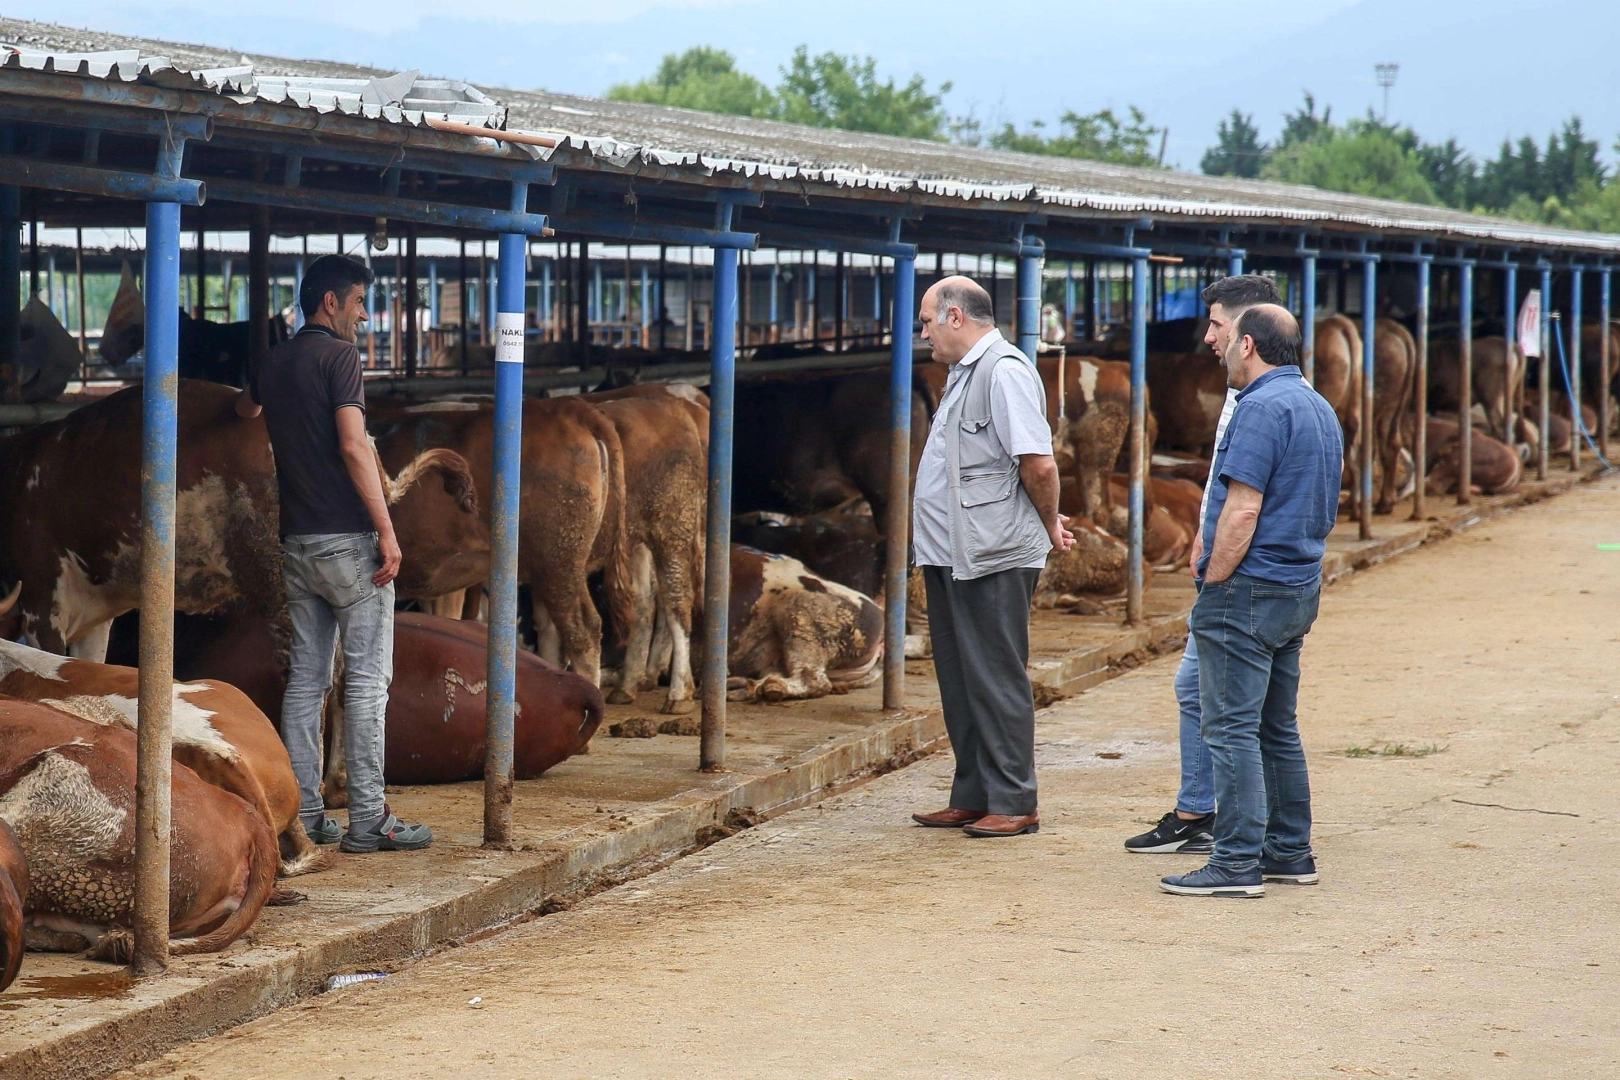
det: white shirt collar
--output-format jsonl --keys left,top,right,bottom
{"left": 954, "top": 327, "right": 1003, "bottom": 370}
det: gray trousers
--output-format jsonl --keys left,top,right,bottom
{"left": 922, "top": 565, "right": 1042, "bottom": 816}
{"left": 281, "top": 532, "right": 395, "bottom": 830}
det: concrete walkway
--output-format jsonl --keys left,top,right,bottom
{"left": 115, "top": 474, "right": 1620, "bottom": 1080}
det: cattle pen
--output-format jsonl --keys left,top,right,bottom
{"left": 0, "top": 13, "right": 1618, "bottom": 1031}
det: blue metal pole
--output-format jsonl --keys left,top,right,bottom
{"left": 592, "top": 260, "right": 602, "bottom": 326}
{"left": 485, "top": 183, "right": 529, "bottom": 846}
{"left": 640, "top": 262, "right": 650, "bottom": 343}
{"left": 1602, "top": 267, "right": 1612, "bottom": 461}
{"left": 134, "top": 196, "right": 181, "bottom": 975}
{"left": 769, "top": 261, "right": 779, "bottom": 338}
{"left": 1128, "top": 255, "right": 1149, "bottom": 624}
{"left": 293, "top": 257, "right": 305, "bottom": 332}
{"left": 1503, "top": 263, "right": 1518, "bottom": 446}
{"left": 1412, "top": 258, "right": 1431, "bottom": 521}
{"left": 1540, "top": 265, "right": 1553, "bottom": 480}
{"left": 1359, "top": 256, "right": 1378, "bottom": 537}
{"left": 1065, "top": 263, "right": 1076, "bottom": 339}
{"left": 1458, "top": 262, "right": 1474, "bottom": 505}
{"left": 428, "top": 260, "right": 440, "bottom": 329}
{"left": 541, "top": 258, "right": 552, "bottom": 331}
{"left": 0, "top": 184, "right": 18, "bottom": 403}
{"left": 1228, "top": 252, "right": 1244, "bottom": 276}
{"left": 1017, "top": 250, "right": 1041, "bottom": 359}
{"left": 883, "top": 254, "right": 916, "bottom": 710}
{"left": 1570, "top": 267, "right": 1583, "bottom": 472}
{"left": 701, "top": 204, "right": 739, "bottom": 771}
{"left": 1301, "top": 254, "right": 1317, "bottom": 384}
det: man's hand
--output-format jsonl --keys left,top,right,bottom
{"left": 374, "top": 532, "right": 402, "bottom": 587}
{"left": 1188, "top": 528, "right": 1204, "bottom": 570}
{"left": 1050, "top": 512, "right": 1076, "bottom": 553}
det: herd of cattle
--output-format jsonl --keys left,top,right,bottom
{"left": 0, "top": 297, "right": 1616, "bottom": 988}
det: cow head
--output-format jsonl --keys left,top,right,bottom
{"left": 381, "top": 449, "right": 491, "bottom": 600}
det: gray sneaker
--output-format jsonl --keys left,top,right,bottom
{"left": 302, "top": 813, "right": 342, "bottom": 846}
{"left": 340, "top": 806, "right": 433, "bottom": 853}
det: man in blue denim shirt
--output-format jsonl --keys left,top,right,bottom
{"left": 1161, "top": 304, "right": 1343, "bottom": 898}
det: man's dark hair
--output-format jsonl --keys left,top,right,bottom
{"left": 935, "top": 278, "right": 997, "bottom": 325}
{"left": 1235, "top": 305, "right": 1301, "bottom": 368}
{"left": 299, "top": 254, "right": 375, "bottom": 317}
{"left": 1201, "top": 273, "right": 1281, "bottom": 311}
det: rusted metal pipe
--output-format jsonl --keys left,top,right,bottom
{"left": 425, "top": 116, "right": 562, "bottom": 148}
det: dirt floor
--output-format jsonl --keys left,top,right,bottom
{"left": 102, "top": 473, "right": 1620, "bottom": 1080}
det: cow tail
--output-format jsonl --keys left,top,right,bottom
{"left": 172, "top": 811, "right": 277, "bottom": 957}
{"left": 0, "top": 861, "right": 23, "bottom": 993}
{"left": 583, "top": 404, "right": 636, "bottom": 646}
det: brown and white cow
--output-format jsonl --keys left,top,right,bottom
{"left": 0, "top": 698, "right": 276, "bottom": 961}
{"left": 0, "top": 624, "right": 319, "bottom": 878}
{"left": 0, "top": 819, "right": 25, "bottom": 991}
{"left": 583, "top": 384, "right": 710, "bottom": 714}
{"left": 1424, "top": 417, "right": 1522, "bottom": 496}
{"left": 1147, "top": 351, "right": 1226, "bottom": 456}
{"left": 372, "top": 397, "right": 634, "bottom": 685}
{"left": 1033, "top": 519, "right": 1139, "bottom": 612}
{"left": 724, "top": 546, "right": 885, "bottom": 703}
{"left": 0, "top": 380, "right": 283, "bottom": 662}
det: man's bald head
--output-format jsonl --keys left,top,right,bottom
{"left": 1234, "top": 304, "right": 1301, "bottom": 368}
{"left": 927, "top": 275, "right": 996, "bottom": 326}
{"left": 919, "top": 275, "right": 1000, "bottom": 364}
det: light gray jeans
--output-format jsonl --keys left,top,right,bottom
{"left": 281, "top": 532, "right": 395, "bottom": 830}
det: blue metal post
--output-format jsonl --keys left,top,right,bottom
{"left": 1128, "top": 254, "right": 1149, "bottom": 624}
{"left": 428, "top": 260, "right": 439, "bottom": 328}
{"left": 1570, "top": 267, "right": 1583, "bottom": 472}
{"left": 1228, "top": 252, "right": 1244, "bottom": 276}
{"left": 1301, "top": 254, "right": 1317, "bottom": 384}
{"left": 640, "top": 262, "right": 650, "bottom": 343}
{"left": 769, "top": 261, "right": 779, "bottom": 339}
{"left": 0, "top": 184, "right": 18, "bottom": 403}
{"left": 485, "top": 182, "right": 529, "bottom": 846}
{"left": 1539, "top": 265, "right": 1553, "bottom": 480}
{"left": 134, "top": 190, "right": 182, "bottom": 975}
{"left": 1017, "top": 249, "right": 1041, "bottom": 359}
{"left": 701, "top": 203, "right": 739, "bottom": 771}
{"left": 1602, "top": 267, "right": 1612, "bottom": 461}
{"left": 1504, "top": 263, "right": 1518, "bottom": 446}
{"left": 540, "top": 257, "right": 552, "bottom": 333}
{"left": 292, "top": 257, "right": 305, "bottom": 331}
{"left": 883, "top": 254, "right": 916, "bottom": 710}
{"left": 1458, "top": 262, "right": 1474, "bottom": 504}
{"left": 1412, "top": 257, "right": 1431, "bottom": 521}
{"left": 1065, "top": 263, "right": 1076, "bottom": 338}
{"left": 591, "top": 260, "right": 602, "bottom": 326}
{"left": 1358, "top": 255, "right": 1377, "bottom": 537}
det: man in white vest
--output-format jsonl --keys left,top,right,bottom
{"left": 910, "top": 276, "right": 1075, "bottom": 838}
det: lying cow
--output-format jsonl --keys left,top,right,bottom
{"left": 732, "top": 508, "right": 884, "bottom": 599}
{"left": 0, "top": 616, "right": 319, "bottom": 877}
{"left": 0, "top": 820, "right": 25, "bottom": 991}
{"left": 1085, "top": 477, "right": 1190, "bottom": 570}
{"left": 0, "top": 698, "right": 276, "bottom": 961}
{"left": 1425, "top": 417, "right": 1522, "bottom": 496}
{"left": 725, "top": 546, "right": 885, "bottom": 703}
{"left": 1033, "top": 520, "right": 1138, "bottom": 613}
{"left": 323, "top": 613, "right": 603, "bottom": 798}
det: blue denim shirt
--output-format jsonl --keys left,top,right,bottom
{"left": 1197, "top": 366, "right": 1344, "bottom": 586}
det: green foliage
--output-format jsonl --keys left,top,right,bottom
{"left": 775, "top": 47, "right": 950, "bottom": 140}
{"left": 987, "top": 107, "right": 1163, "bottom": 167}
{"left": 1201, "top": 109, "right": 1265, "bottom": 178}
{"left": 607, "top": 47, "right": 775, "bottom": 118}
{"left": 1263, "top": 118, "right": 1439, "bottom": 204}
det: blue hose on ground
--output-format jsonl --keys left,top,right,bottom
{"left": 1552, "top": 314, "right": 1616, "bottom": 473}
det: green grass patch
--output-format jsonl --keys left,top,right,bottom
{"left": 1342, "top": 742, "right": 1447, "bottom": 759}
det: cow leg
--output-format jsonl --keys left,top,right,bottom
{"left": 655, "top": 589, "right": 696, "bottom": 716}
{"left": 610, "top": 545, "right": 657, "bottom": 705}
{"left": 66, "top": 620, "right": 112, "bottom": 664}
{"left": 649, "top": 607, "right": 674, "bottom": 685}
{"left": 565, "top": 595, "right": 605, "bottom": 687}
{"left": 531, "top": 598, "right": 561, "bottom": 666}
{"left": 321, "top": 694, "right": 348, "bottom": 809}
{"left": 462, "top": 587, "right": 487, "bottom": 622}
{"left": 420, "top": 590, "right": 467, "bottom": 620}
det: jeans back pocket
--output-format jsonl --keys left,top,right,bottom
{"left": 310, "top": 547, "right": 363, "bottom": 603}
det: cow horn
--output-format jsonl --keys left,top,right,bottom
{"left": 0, "top": 581, "right": 18, "bottom": 620}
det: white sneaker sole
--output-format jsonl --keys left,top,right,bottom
{"left": 1126, "top": 837, "right": 1213, "bottom": 854}
{"left": 1262, "top": 872, "right": 1319, "bottom": 885}
{"left": 1158, "top": 880, "right": 1265, "bottom": 897}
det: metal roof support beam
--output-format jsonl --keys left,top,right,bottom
{"left": 1126, "top": 251, "right": 1149, "bottom": 624}
{"left": 1536, "top": 260, "right": 1553, "bottom": 479}
{"left": 1353, "top": 240, "right": 1380, "bottom": 536}
{"left": 205, "top": 130, "right": 554, "bottom": 186}
{"left": 1600, "top": 262, "right": 1612, "bottom": 463}
{"left": 203, "top": 177, "right": 548, "bottom": 235}
{"left": 0, "top": 154, "right": 204, "bottom": 205}
{"left": 752, "top": 224, "right": 914, "bottom": 259}
{"left": 1569, "top": 266, "right": 1583, "bottom": 472}
{"left": 0, "top": 98, "right": 213, "bottom": 143}
{"left": 548, "top": 212, "right": 756, "bottom": 250}
{"left": 701, "top": 198, "right": 740, "bottom": 772}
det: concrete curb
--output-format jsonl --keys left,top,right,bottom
{"left": 2, "top": 466, "right": 1604, "bottom": 1080}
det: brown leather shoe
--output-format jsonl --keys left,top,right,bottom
{"left": 912, "top": 807, "right": 987, "bottom": 828}
{"left": 962, "top": 813, "right": 1040, "bottom": 837}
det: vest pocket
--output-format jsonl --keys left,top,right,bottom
{"left": 958, "top": 414, "right": 1001, "bottom": 471}
{"left": 960, "top": 473, "right": 1038, "bottom": 564}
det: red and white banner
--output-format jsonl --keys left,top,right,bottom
{"left": 1517, "top": 289, "right": 1542, "bottom": 357}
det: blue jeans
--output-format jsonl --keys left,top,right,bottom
{"left": 1190, "top": 574, "right": 1321, "bottom": 872}
{"left": 1174, "top": 634, "right": 1215, "bottom": 816}
{"left": 281, "top": 532, "right": 395, "bottom": 830}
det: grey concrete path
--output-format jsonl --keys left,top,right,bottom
{"left": 121, "top": 474, "right": 1620, "bottom": 1079}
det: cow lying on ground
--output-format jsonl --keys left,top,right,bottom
{"left": 0, "top": 820, "right": 25, "bottom": 991}
{"left": 0, "top": 698, "right": 276, "bottom": 961}
{"left": 1425, "top": 417, "right": 1522, "bottom": 496}
{"left": 0, "top": 609, "right": 320, "bottom": 877}
{"left": 1085, "top": 477, "right": 1190, "bottom": 570}
{"left": 725, "top": 546, "right": 885, "bottom": 703}
{"left": 1430, "top": 336, "right": 1522, "bottom": 445}
{"left": 1033, "top": 520, "right": 1138, "bottom": 614}
{"left": 732, "top": 507, "right": 884, "bottom": 599}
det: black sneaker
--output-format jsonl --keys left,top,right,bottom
{"left": 1259, "top": 853, "right": 1319, "bottom": 885}
{"left": 1159, "top": 863, "right": 1265, "bottom": 898}
{"left": 1124, "top": 811, "right": 1214, "bottom": 854}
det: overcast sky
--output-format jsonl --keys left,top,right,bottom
{"left": 11, "top": 0, "right": 1618, "bottom": 171}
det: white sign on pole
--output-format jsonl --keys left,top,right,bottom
{"left": 1518, "top": 289, "right": 1542, "bottom": 358}
{"left": 495, "top": 311, "right": 525, "bottom": 364}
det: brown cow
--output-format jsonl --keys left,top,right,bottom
{"left": 583, "top": 385, "right": 709, "bottom": 714}
{"left": 372, "top": 397, "right": 633, "bottom": 685}
{"left": 0, "top": 698, "right": 276, "bottom": 961}
{"left": 1033, "top": 520, "right": 1139, "bottom": 611}
{"left": 0, "top": 381, "right": 283, "bottom": 661}
{"left": 1313, "top": 314, "right": 1363, "bottom": 504}
{"left": 1430, "top": 336, "right": 1522, "bottom": 444}
{"left": 326, "top": 613, "right": 602, "bottom": 792}
{"left": 379, "top": 447, "right": 491, "bottom": 610}
{"left": 1040, "top": 354, "right": 1139, "bottom": 529}
{"left": 1098, "top": 477, "right": 1191, "bottom": 570}
{"left": 0, "top": 629, "right": 319, "bottom": 878}
{"left": 1424, "top": 418, "right": 1522, "bottom": 496}
{"left": 1370, "top": 318, "right": 1418, "bottom": 514}
{"left": 732, "top": 508, "right": 883, "bottom": 599}
{"left": 725, "top": 546, "right": 884, "bottom": 703}
{"left": 0, "top": 819, "right": 25, "bottom": 991}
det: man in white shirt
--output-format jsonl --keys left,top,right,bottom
{"left": 1123, "top": 274, "right": 1283, "bottom": 854}
{"left": 909, "top": 276, "right": 1075, "bottom": 838}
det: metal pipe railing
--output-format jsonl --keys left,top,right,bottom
{"left": 700, "top": 203, "right": 739, "bottom": 772}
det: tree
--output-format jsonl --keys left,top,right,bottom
{"left": 1276, "top": 93, "right": 1332, "bottom": 150}
{"left": 606, "top": 47, "right": 775, "bottom": 119}
{"left": 1414, "top": 137, "right": 1478, "bottom": 209}
{"left": 1263, "top": 119, "right": 1439, "bottom": 205}
{"left": 1201, "top": 109, "right": 1266, "bottom": 178}
{"left": 988, "top": 107, "right": 1162, "bottom": 167}
{"left": 775, "top": 47, "right": 950, "bottom": 140}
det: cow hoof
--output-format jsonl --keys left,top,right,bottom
{"left": 660, "top": 696, "right": 697, "bottom": 716}
{"left": 88, "top": 926, "right": 135, "bottom": 964}
{"left": 756, "top": 677, "right": 792, "bottom": 704}
{"left": 606, "top": 688, "right": 636, "bottom": 705}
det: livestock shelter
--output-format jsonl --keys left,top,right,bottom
{"left": 2, "top": 16, "right": 1618, "bottom": 977}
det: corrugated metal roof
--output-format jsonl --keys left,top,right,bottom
{"left": 2, "top": 17, "right": 1617, "bottom": 255}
